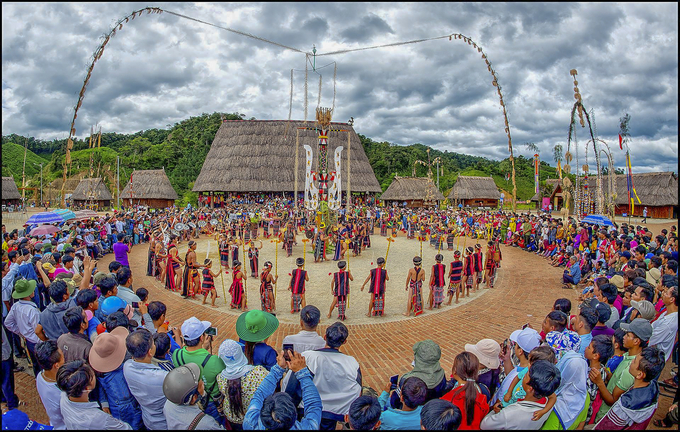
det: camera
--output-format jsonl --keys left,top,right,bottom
{"left": 205, "top": 326, "right": 217, "bottom": 337}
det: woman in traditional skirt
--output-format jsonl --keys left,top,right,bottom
{"left": 313, "top": 230, "right": 326, "bottom": 263}
{"left": 428, "top": 254, "right": 446, "bottom": 309}
{"left": 380, "top": 217, "right": 388, "bottom": 237}
{"left": 229, "top": 260, "right": 247, "bottom": 310}
{"left": 473, "top": 243, "right": 484, "bottom": 291}
{"left": 462, "top": 246, "right": 474, "bottom": 297}
{"left": 332, "top": 229, "right": 343, "bottom": 261}
{"left": 218, "top": 234, "right": 230, "bottom": 269}
{"left": 328, "top": 261, "right": 352, "bottom": 320}
{"left": 201, "top": 259, "right": 221, "bottom": 307}
{"left": 405, "top": 256, "right": 425, "bottom": 317}
{"left": 248, "top": 240, "right": 262, "bottom": 278}
{"left": 230, "top": 237, "right": 240, "bottom": 268}
{"left": 446, "top": 230, "right": 455, "bottom": 251}
{"left": 165, "top": 238, "right": 183, "bottom": 292}
{"left": 288, "top": 257, "right": 308, "bottom": 313}
{"left": 407, "top": 218, "right": 415, "bottom": 239}
{"left": 259, "top": 261, "right": 277, "bottom": 312}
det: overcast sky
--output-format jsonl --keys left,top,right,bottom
{"left": 2, "top": 2, "right": 677, "bottom": 173}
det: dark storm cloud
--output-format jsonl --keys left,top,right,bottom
{"left": 1, "top": 2, "right": 676, "bottom": 173}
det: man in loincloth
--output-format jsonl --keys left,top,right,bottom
{"left": 288, "top": 257, "right": 308, "bottom": 313}
{"left": 181, "top": 240, "right": 203, "bottom": 298}
{"left": 404, "top": 256, "right": 425, "bottom": 316}
{"left": 283, "top": 222, "right": 296, "bottom": 257}
{"left": 165, "top": 235, "right": 183, "bottom": 292}
{"left": 428, "top": 254, "right": 446, "bottom": 309}
{"left": 472, "top": 243, "right": 484, "bottom": 292}
{"left": 361, "top": 258, "right": 390, "bottom": 317}
{"left": 328, "top": 261, "right": 353, "bottom": 320}
{"left": 259, "top": 261, "right": 277, "bottom": 312}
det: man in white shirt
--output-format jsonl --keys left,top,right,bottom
{"left": 649, "top": 286, "right": 678, "bottom": 362}
{"left": 5, "top": 279, "right": 43, "bottom": 375}
{"left": 35, "top": 340, "right": 66, "bottom": 429}
{"left": 481, "top": 360, "right": 561, "bottom": 430}
{"left": 282, "top": 305, "right": 326, "bottom": 353}
{"left": 284, "top": 321, "right": 361, "bottom": 430}
{"left": 123, "top": 328, "right": 168, "bottom": 430}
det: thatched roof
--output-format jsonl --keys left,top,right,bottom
{"left": 589, "top": 172, "right": 678, "bottom": 207}
{"left": 49, "top": 177, "right": 81, "bottom": 192}
{"left": 71, "top": 178, "right": 112, "bottom": 201}
{"left": 120, "top": 169, "right": 178, "bottom": 200}
{"left": 530, "top": 178, "right": 562, "bottom": 201}
{"left": 379, "top": 176, "right": 445, "bottom": 201}
{"left": 192, "top": 120, "right": 381, "bottom": 193}
{"left": 448, "top": 175, "right": 500, "bottom": 200}
{"left": 2, "top": 177, "right": 21, "bottom": 200}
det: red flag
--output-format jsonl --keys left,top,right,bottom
{"left": 618, "top": 134, "right": 623, "bottom": 150}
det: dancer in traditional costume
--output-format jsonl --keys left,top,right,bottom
{"left": 407, "top": 218, "right": 416, "bottom": 239}
{"left": 364, "top": 220, "right": 371, "bottom": 249}
{"left": 288, "top": 257, "right": 308, "bottom": 313}
{"left": 447, "top": 250, "right": 463, "bottom": 305}
{"left": 201, "top": 259, "right": 221, "bottom": 307}
{"left": 313, "top": 230, "right": 327, "bottom": 263}
{"left": 248, "top": 240, "right": 262, "bottom": 278}
{"left": 446, "top": 230, "right": 455, "bottom": 251}
{"left": 181, "top": 241, "right": 203, "bottom": 298}
{"left": 229, "top": 260, "right": 247, "bottom": 310}
{"left": 146, "top": 232, "right": 157, "bottom": 277}
{"left": 259, "top": 261, "right": 277, "bottom": 312}
{"left": 484, "top": 240, "right": 501, "bottom": 289}
{"left": 428, "top": 254, "right": 446, "bottom": 309}
{"left": 283, "top": 223, "right": 295, "bottom": 257}
{"left": 361, "top": 257, "right": 389, "bottom": 317}
{"left": 165, "top": 236, "right": 183, "bottom": 292}
{"left": 332, "top": 229, "right": 344, "bottom": 261}
{"left": 230, "top": 237, "right": 240, "bottom": 268}
{"left": 473, "top": 243, "right": 484, "bottom": 291}
{"left": 380, "top": 217, "right": 388, "bottom": 237}
{"left": 328, "top": 261, "right": 353, "bottom": 320}
{"left": 218, "top": 234, "right": 230, "bottom": 269}
{"left": 405, "top": 256, "right": 425, "bottom": 316}
{"left": 462, "top": 246, "right": 475, "bottom": 297}
{"left": 155, "top": 241, "right": 166, "bottom": 283}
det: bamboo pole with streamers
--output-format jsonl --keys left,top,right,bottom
{"left": 242, "top": 242, "right": 248, "bottom": 309}
{"left": 385, "top": 237, "right": 395, "bottom": 266}
{"left": 218, "top": 239, "right": 227, "bottom": 304}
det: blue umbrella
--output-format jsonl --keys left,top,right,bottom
{"left": 581, "top": 214, "right": 614, "bottom": 227}
{"left": 53, "top": 208, "right": 76, "bottom": 221}
{"left": 25, "top": 211, "right": 64, "bottom": 225}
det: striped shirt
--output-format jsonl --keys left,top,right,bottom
{"left": 449, "top": 261, "right": 463, "bottom": 283}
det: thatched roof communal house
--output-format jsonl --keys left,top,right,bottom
{"left": 45, "top": 178, "right": 81, "bottom": 204}
{"left": 2, "top": 177, "right": 21, "bottom": 206}
{"left": 120, "top": 169, "right": 178, "bottom": 208}
{"left": 71, "top": 178, "right": 112, "bottom": 209}
{"left": 379, "top": 176, "right": 445, "bottom": 207}
{"left": 448, "top": 175, "right": 501, "bottom": 208}
{"left": 192, "top": 120, "right": 381, "bottom": 206}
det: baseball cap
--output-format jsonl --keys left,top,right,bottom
{"left": 2, "top": 409, "right": 53, "bottom": 430}
{"left": 181, "top": 317, "right": 211, "bottom": 341}
{"left": 630, "top": 300, "right": 656, "bottom": 321}
{"left": 509, "top": 327, "right": 541, "bottom": 353}
{"left": 620, "top": 318, "right": 653, "bottom": 342}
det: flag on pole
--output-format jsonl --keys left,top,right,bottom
{"left": 618, "top": 134, "right": 623, "bottom": 150}
{"left": 534, "top": 154, "right": 540, "bottom": 195}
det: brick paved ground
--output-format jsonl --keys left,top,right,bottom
{"left": 8, "top": 239, "right": 675, "bottom": 429}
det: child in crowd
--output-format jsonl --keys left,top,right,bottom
{"left": 605, "top": 329, "right": 628, "bottom": 381}
{"left": 585, "top": 334, "right": 614, "bottom": 424}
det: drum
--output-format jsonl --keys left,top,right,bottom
{"left": 174, "top": 223, "right": 184, "bottom": 232}
{"left": 198, "top": 220, "right": 207, "bottom": 228}
{"left": 188, "top": 222, "right": 197, "bottom": 229}
{"left": 210, "top": 219, "right": 219, "bottom": 226}
{"left": 305, "top": 229, "right": 314, "bottom": 239}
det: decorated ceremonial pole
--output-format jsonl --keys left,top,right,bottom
{"left": 385, "top": 237, "right": 395, "bottom": 266}
{"left": 274, "top": 239, "right": 280, "bottom": 302}
{"left": 301, "top": 239, "right": 309, "bottom": 269}
{"left": 242, "top": 242, "right": 248, "bottom": 309}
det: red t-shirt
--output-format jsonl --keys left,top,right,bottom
{"left": 440, "top": 385, "right": 490, "bottom": 430}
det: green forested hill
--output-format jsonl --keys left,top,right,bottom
{"left": 1, "top": 142, "right": 49, "bottom": 183}
{"left": 2, "top": 112, "right": 563, "bottom": 204}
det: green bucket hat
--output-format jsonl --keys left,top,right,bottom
{"left": 236, "top": 310, "right": 279, "bottom": 343}
{"left": 12, "top": 279, "right": 37, "bottom": 299}
{"left": 93, "top": 271, "right": 108, "bottom": 285}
